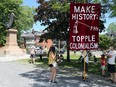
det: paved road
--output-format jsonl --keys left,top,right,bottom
{"left": 0, "top": 58, "right": 116, "bottom": 87}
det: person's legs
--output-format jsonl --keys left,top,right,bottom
{"left": 114, "top": 65, "right": 116, "bottom": 82}
{"left": 82, "top": 71, "right": 87, "bottom": 79}
{"left": 40, "top": 55, "right": 42, "bottom": 60}
{"left": 111, "top": 65, "right": 116, "bottom": 82}
{"left": 110, "top": 65, "right": 115, "bottom": 81}
{"left": 32, "top": 58, "right": 34, "bottom": 63}
{"left": 52, "top": 62, "right": 57, "bottom": 82}
{"left": 110, "top": 73, "right": 114, "bottom": 82}
{"left": 108, "top": 64, "right": 113, "bottom": 80}
{"left": 82, "top": 70, "right": 87, "bottom": 79}
{"left": 33, "top": 58, "right": 35, "bottom": 64}
{"left": 102, "top": 66, "right": 105, "bottom": 76}
{"left": 113, "top": 73, "right": 116, "bottom": 82}
{"left": 82, "top": 71, "right": 85, "bottom": 78}
{"left": 30, "top": 55, "right": 33, "bottom": 63}
{"left": 49, "top": 67, "right": 53, "bottom": 82}
{"left": 52, "top": 67, "right": 57, "bottom": 82}
{"left": 31, "top": 58, "right": 33, "bottom": 63}
{"left": 102, "top": 70, "right": 105, "bottom": 76}
{"left": 113, "top": 65, "right": 116, "bottom": 82}
{"left": 82, "top": 61, "right": 84, "bottom": 78}
{"left": 31, "top": 55, "right": 35, "bottom": 64}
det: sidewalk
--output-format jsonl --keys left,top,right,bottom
{"left": 0, "top": 54, "right": 30, "bottom": 61}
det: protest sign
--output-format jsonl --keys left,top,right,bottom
{"left": 70, "top": 3, "right": 100, "bottom": 50}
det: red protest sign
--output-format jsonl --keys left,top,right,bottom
{"left": 70, "top": 3, "right": 100, "bottom": 50}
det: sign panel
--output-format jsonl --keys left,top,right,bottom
{"left": 70, "top": 3, "right": 100, "bottom": 50}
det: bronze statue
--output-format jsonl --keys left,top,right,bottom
{"left": 6, "top": 12, "right": 15, "bottom": 29}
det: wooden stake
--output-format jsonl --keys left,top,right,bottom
{"left": 83, "top": 50, "right": 87, "bottom": 81}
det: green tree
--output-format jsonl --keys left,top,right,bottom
{"left": 35, "top": 0, "right": 71, "bottom": 61}
{"left": 108, "top": 0, "right": 116, "bottom": 17}
{"left": 0, "top": 0, "right": 34, "bottom": 45}
{"left": 107, "top": 22, "right": 116, "bottom": 33}
{"left": 99, "top": 34, "right": 112, "bottom": 50}
{"left": 112, "top": 37, "right": 116, "bottom": 48}
{"left": 16, "top": 6, "right": 35, "bottom": 42}
{"left": 34, "top": 0, "right": 107, "bottom": 61}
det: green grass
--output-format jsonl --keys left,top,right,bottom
{"left": 16, "top": 53, "right": 109, "bottom": 76}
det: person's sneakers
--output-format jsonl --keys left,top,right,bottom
{"left": 52, "top": 81, "right": 57, "bottom": 83}
{"left": 111, "top": 80, "right": 115, "bottom": 83}
{"left": 102, "top": 75, "right": 106, "bottom": 77}
{"left": 82, "top": 77, "right": 86, "bottom": 79}
{"left": 107, "top": 79, "right": 113, "bottom": 81}
{"left": 49, "top": 80, "right": 52, "bottom": 83}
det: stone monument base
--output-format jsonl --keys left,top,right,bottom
{"left": 0, "top": 46, "right": 26, "bottom": 56}
{"left": 0, "top": 29, "right": 26, "bottom": 56}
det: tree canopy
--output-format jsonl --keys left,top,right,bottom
{"left": 0, "top": 0, "right": 34, "bottom": 45}
{"left": 112, "top": 37, "right": 116, "bottom": 48}
{"left": 99, "top": 34, "right": 111, "bottom": 50}
{"left": 106, "top": 22, "right": 116, "bottom": 49}
{"left": 107, "top": 22, "right": 116, "bottom": 33}
{"left": 34, "top": 0, "right": 70, "bottom": 40}
{"left": 108, "top": 0, "right": 116, "bottom": 17}
{"left": 34, "top": 0, "right": 108, "bottom": 41}
{"left": 34, "top": 0, "right": 109, "bottom": 61}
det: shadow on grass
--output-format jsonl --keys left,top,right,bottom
{"left": 34, "top": 57, "right": 103, "bottom": 76}
{"left": 17, "top": 56, "right": 108, "bottom": 76}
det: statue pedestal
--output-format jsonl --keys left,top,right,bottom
{"left": 0, "top": 29, "right": 26, "bottom": 56}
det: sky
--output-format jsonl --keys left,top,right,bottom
{"left": 23, "top": 0, "right": 116, "bottom": 32}
{"left": 23, "top": 0, "right": 47, "bottom": 31}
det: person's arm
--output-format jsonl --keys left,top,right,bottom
{"left": 52, "top": 53, "right": 56, "bottom": 59}
{"left": 104, "top": 52, "right": 112, "bottom": 58}
{"left": 106, "top": 53, "right": 112, "bottom": 58}
{"left": 103, "top": 58, "right": 107, "bottom": 65}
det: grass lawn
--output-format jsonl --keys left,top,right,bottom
{"left": 17, "top": 53, "right": 109, "bottom": 77}
{"left": 60, "top": 54, "right": 102, "bottom": 76}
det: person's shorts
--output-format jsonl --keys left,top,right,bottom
{"left": 30, "top": 54, "right": 35, "bottom": 58}
{"left": 101, "top": 65, "right": 106, "bottom": 70}
{"left": 49, "top": 64, "right": 53, "bottom": 67}
{"left": 49, "top": 62, "right": 57, "bottom": 67}
{"left": 53, "top": 62, "right": 57, "bottom": 67}
{"left": 108, "top": 64, "right": 115, "bottom": 73}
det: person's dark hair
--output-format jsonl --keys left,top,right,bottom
{"left": 101, "top": 54, "right": 105, "bottom": 57}
{"left": 48, "top": 46, "right": 55, "bottom": 56}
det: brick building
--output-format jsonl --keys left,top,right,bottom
{"left": 21, "top": 30, "right": 53, "bottom": 51}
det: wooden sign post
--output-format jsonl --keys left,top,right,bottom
{"left": 83, "top": 50, "right": 87, "bottom": 80}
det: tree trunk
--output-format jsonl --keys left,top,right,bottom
{"left": 66, "top": 38, "right": 70, "bottom": 62}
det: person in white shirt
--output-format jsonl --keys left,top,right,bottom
{"left": 30, "top": 46, "right": 36, "bottom": 64}
{"left": 104, "top": 46, "right": 116, "bottom": 83}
